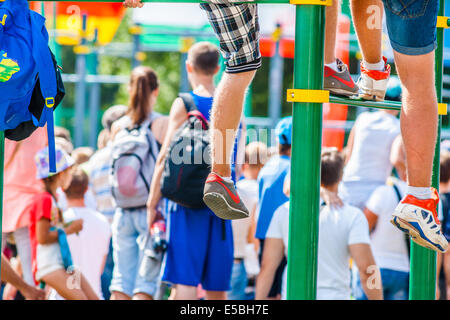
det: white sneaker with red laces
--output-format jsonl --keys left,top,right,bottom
{"left": 357, "top": 56, "right": 391, "bottom": 102}
{"left": 391, "top": 188, "right": 448, "bottom": 253}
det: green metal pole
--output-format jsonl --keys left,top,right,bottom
{"left": 409, "top": 0, "right": 444, "bottom": 300}
{"left": 0, "top": 131, "right": 4, "bottom": 277}
{"left": 287, "top": 4, "right": 325, "bottom": 300}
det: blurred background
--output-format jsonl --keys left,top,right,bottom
{"left": 30, "top": 0, "right": 450, "bottom": 150}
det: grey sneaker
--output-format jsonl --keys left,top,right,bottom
{"left": 324, "top": 58, "right": 359, "bottom": 97}
{"left": 203, "top": 172, "right": 249, "bottom": 220}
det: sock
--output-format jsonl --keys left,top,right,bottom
{"left": 406, "top": 186, "right": 433, "bottom": 200}
{"left": 364, "top": 59, "right": 385, "bottom": 71}
{"left": 325, "top": 61, "right": 339, "bottom": 72}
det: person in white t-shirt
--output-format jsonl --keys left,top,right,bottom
{"left": 60, "top": 167, "right": 111, "bottom": 300}
{"left": 255, "top": 148, "right": 383, "bottom": 300}
{"left": 228, "top": 141, "right": 268, "bottom": 300}
{"left": 353, "top": 175, "right": 409, "bottom": 300}
{"left": 340, "top": 109, "right": 400, "bottom": 210}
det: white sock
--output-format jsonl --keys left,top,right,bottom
{"left": 325, "top": 61, "right": 339, "bottom": 72}
{"left": 407, "top": 186, "right": 432, "bottom": 200}
{"left": 364, "top": 59, "right": 385, "bottom": 71}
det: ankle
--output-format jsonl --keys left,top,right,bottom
{"left": 407, "top": 186, "right": 432, "bottom": 200}
{"left": 363, "top": 59, "right": 385, "bottom": 71}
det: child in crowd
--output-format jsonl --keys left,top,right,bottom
{"left": 228, "top": 141, "right": 268, "bottom": 300}
{"left": 29, "top": 147, "right": 98, "bottom": 300}
{"left": 58, "top": 167, "right": 111, "bottom": 300}
{"left": 57, "top": 148, "right": 97, "bottom": 213}
{"left": 146, "top": 41, "right": 235, "bottom": 300}
{"left": 256, "top": 148, "right": 382, "bottom": 300}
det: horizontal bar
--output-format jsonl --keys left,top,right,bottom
{"left": 61, "top": 73, "right": 129, "bottom": 84}
{"left": 329, "top": 95, "right": 402, "bottom": 111}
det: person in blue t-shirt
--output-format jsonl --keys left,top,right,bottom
{"left": 146, "top": 42, "right": 241, "bottom": 300}
{"left": 255, "top": 116, "right": 291, "bottom": 299}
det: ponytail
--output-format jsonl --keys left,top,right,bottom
{"left": 128, "top": 66, "right": 159, "bottom": 127}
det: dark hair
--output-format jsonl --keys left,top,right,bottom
{"left": 64, "top": 166, "right": 89, "bottom": 200}
{"left": 42, "top": 174, "right": 64, "bottom": 223}
{"left": 440, "top": 151, "right": 450, "bottom": 184}
{"left": 321, "top": 148, "right": 345, "bottom": 187}
{"left": 128, "top": 66, "right": 159, "bottom": 127}
{"left": 187, "top": 42, "right": 220, "bottom": 75}
{"left": 278, "top": 143, "right": 291, "bottom": 156}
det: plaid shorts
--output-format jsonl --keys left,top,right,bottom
{"left": 200, "top": 1, "right": 261, "bottom": 74}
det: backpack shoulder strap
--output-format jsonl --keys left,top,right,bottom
{"left": 178, "top": 92, "right": 197, "bottom": 113}
{"left": 29, "top": 11, "right": 57, "bottom": 173}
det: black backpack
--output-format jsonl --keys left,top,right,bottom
{"left": 160, "top": 93, "right": 211, "bottom": 209}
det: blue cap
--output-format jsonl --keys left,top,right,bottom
{"left": 275, "top": 116, "right": 292, "bottom": 145}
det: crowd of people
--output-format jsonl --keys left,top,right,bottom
{"left": 2, "top": 0, "right": 450, "bottom": 300}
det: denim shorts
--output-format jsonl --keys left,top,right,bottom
{"left": 110, "top": 207, "right": 159, "bottom": 298}
{"left": 383, "top": 0, "right": 439, "bottom": 55}
{"left": 353, "top": 268, "right": 409, "bottom": 300}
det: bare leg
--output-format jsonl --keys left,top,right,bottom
{"left": 79, "top": 273, "right": 99, "bottom": 300}
{"left": 110, "top": 290, "right": 131, "bottom": 300}
{"left": 210, "top": 71, "right": 256, "bottom": 177}
{"left": 324, "top": 0, "right": 340, "bottom": 64}
{"left": 133, "top": 292, "right": 153, "bottom": 300}
{"left": 42, "top": 269, "right": 88, "bottom": 300}
{"left": 205, "top": 290, "right": 227, "bottom": 300}
{"left": 350, "top": 0, "right": 383, "bottom": 64}
{"left": 172, "top": 284, "right": 197, "bottom": 300}
{"left": 395, "top": 50, "right": 437, "bottom": 187}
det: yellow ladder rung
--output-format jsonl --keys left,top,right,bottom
{"left": 289, "top": 0, "right": 332, "bottom": 6}
{"left": 287, "top": 89, "right": 329, "bottom": 103}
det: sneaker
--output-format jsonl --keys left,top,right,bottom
{"left": 391, "top": 188, "right": 448, "bottom": 253}
{"left": 357, "top": 56, "right": 391, "bottom": 101}
{"left": 203, "top": 172, "right": 249, "bottom": 220}
{"left": 324, "top": 58, "right": 359, "bottom": 97}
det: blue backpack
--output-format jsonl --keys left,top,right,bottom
{"left": 0, "top": 0, "right": 64, "bottom": 172}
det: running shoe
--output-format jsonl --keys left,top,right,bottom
{"left": 391, "top": 188, "right": 448, "bottom": 253}
{"left": 203, "top": 172, "right": 249, "bottom": 220}
{"left": 324, "top": 58, "right": 359, "bottom": 97}
{"left": 357, "top": 56, "right": 391, "bottom": 101}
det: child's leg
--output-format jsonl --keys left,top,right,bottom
{"left": 79, "top": 273, "right": 99, "bottom": 300}
{"left": 173, "top": 284, "right": 197, "bottom": 300}
{"left": 41, "top": 269, "right": 88, "bottom": 300}
{"left": 205, "top": 290, "right": 227, "bottom": 300}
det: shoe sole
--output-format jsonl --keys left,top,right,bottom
{"left": 203, "top": 192, "right": 249, "bottom": 220}
{"left": 325, "top": 87, "right": 359, "bottom": 97}
{"left": 359, "top": 93, "right": 385, "bottom": 102}
{"left": 390, "top": 215, "right": 446, "bottom": 253}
